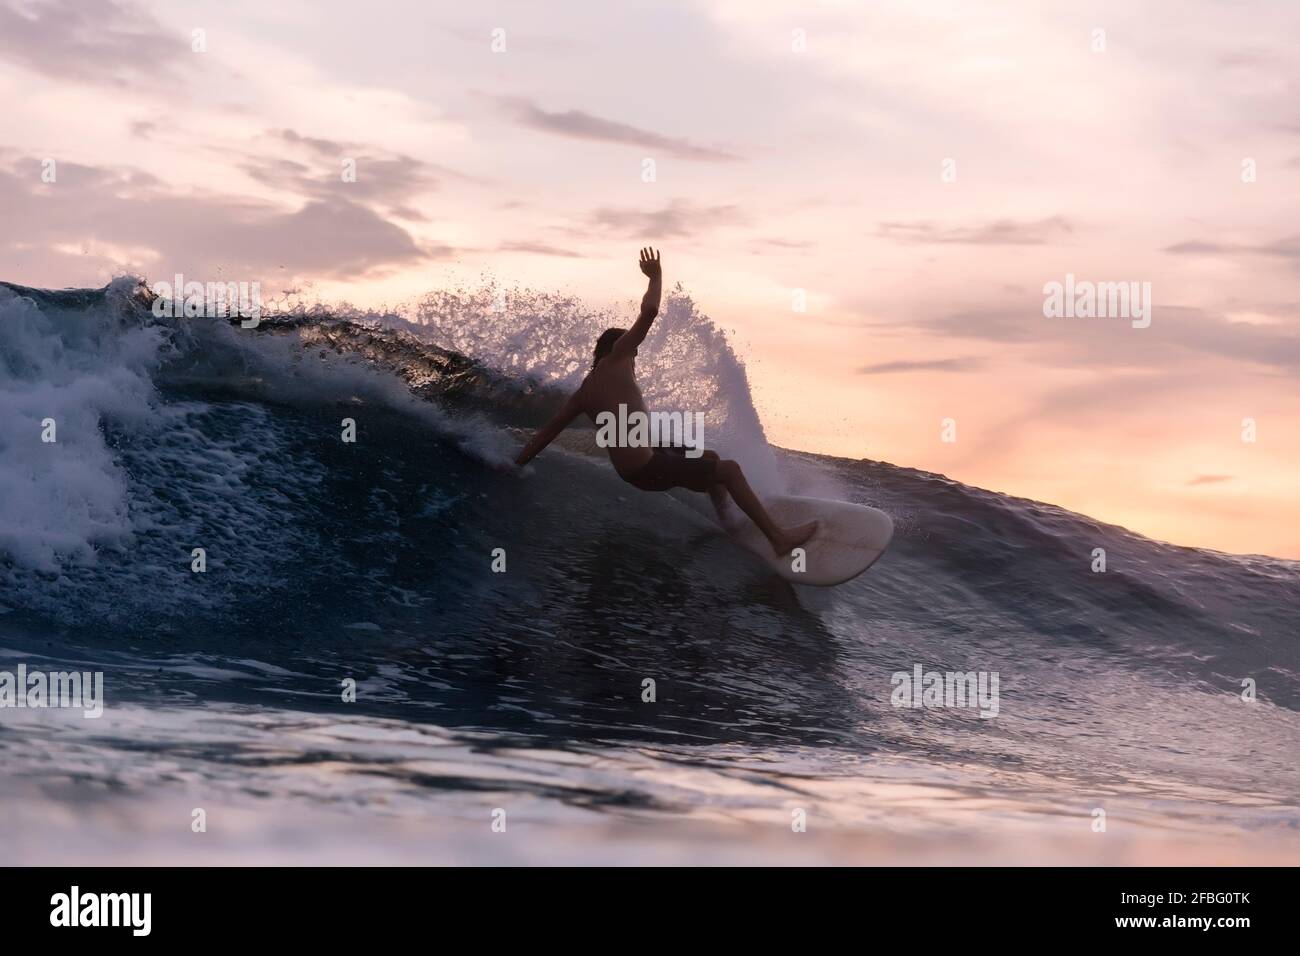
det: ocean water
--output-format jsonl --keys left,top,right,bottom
{"left": 1, "top": 278, "right": 1297, "bottom": 865}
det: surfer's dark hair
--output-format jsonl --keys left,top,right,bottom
{"left": 593, "top": 327, "right": 627, "bottom": 369}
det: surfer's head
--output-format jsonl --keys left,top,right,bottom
{"left": 593, "top": 327, "right": 627, "bottom": 369}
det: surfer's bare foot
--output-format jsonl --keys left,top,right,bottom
{"left": 771, "top": 520, "right": 818, "bottom": 556}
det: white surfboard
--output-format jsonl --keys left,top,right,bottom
{"left": 726, "top": 494, "right": 893, "bottom": 586}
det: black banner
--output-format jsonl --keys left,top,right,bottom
{"left": 0, "top": 866, "right": 1286, "bottom": 942}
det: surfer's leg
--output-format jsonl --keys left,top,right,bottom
{"left": 698, "top": 450, "right": 732, "bottom": 522}
{"left": 713, "top": 460, "right": 817, "bottom": 556}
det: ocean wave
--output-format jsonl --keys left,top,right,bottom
{"left": 1, "top": 278, "right": 1297, "bottom": 707}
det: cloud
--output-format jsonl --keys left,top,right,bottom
{"left": 876, "top": 216, "right": 1074, "bottom": 246}
{"left": 226, "top": 129, "right": 478, "bottom": 220}
{"left": 0, "top": 0, "right": 187, "bottom": 89}
{"left": 496, "top": 96, "right": 741, "bottom": 161}
{"left": 268, "top": 129, "right": 477, "bottom": 183}
{"left": 920, "top": 308, "right": 1041, "bottom": 344}
{"left": 583, "top": 199, "right": 746, "bottom": 239}
{"left": 858, "top": 357, "right": 983, "bottom": 374}
{"left": 916, "top": 301, "right": 1300, "bottom": 375}
{"left": 497, "top": 241, "right": 583, "bottom": 258}
{"left": 752, "top": 237, "right": 816, "bottom": 251}
{"left": 1187, "top": 474, "right": 1234, "bottom": 486}
{"left": 1163, "top": 235, "right": 1300, "bottom": 261}
{"left": 0, "top": 155, "right": 438, "bottom": 285}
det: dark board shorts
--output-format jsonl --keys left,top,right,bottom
{"left": 624, "top": 447, "right": 718, "bottom": 493}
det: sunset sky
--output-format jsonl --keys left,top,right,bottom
{"left": 4, "top": 0, "right": 1298, "bottom": 557}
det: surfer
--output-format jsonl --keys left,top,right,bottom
{"left": 514, "top": 248, "right": 817, "bottom": 557}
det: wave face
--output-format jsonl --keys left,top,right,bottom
{"left": 1, "top": 278, "right": 1298, "bottom": 864}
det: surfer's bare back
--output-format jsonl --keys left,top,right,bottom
{"left": 514, "top": 248, "right": 816, "bottom": 557}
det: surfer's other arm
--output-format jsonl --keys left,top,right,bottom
{"left": 611, "top": 247, "right": 661, "bottom": 360}
{"left": 514, "top": 395, "right": 582, "bottom": 467}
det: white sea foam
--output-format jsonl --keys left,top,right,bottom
{"left": 0, "top": 279, "right": 164, "bottom": 571}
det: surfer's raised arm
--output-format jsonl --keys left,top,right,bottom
{"left": 514, "top": 394, "right": 583, "bottom": 467}
{"left": 611, "top": 247, "right": 661, "bottom": 359}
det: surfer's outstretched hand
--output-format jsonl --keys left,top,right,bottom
{"left": 638, "top": 247, "right": 660, "bottom": 278}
